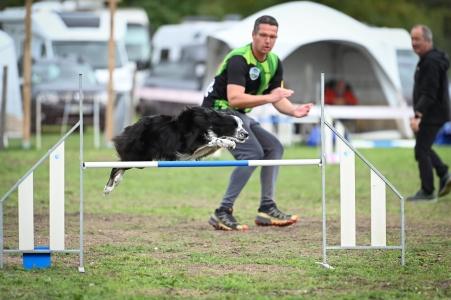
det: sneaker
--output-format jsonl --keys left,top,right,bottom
{"left": 208, "top": 207, "right": 248, "bottom": 231}
{"left": 255, "top": 205, "right": 299, "bottom": 226}
{"left": 406, "top": 189, "right": 436, "bottom": 202}
{"left": 438, "top": 173, "right": 451, "bottom": 197}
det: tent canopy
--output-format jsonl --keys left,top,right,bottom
{"left": 206, "top": 1, "right": 416, "bottom": 107}
{"left": 205, "top": 1, "right": 418, "bottom": 135}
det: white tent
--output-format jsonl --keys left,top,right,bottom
{"left": 0, "top": 30, "right": 22, "bottom": 140}
{"left": 205, "top": 1, "right": 418, "bottom": 136}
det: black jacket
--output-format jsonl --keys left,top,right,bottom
{"left": 413, "top": 48, "right": 450, "bottom": 125}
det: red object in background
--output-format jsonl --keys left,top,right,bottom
{"left": 324, "top": 80, "right": 359, "bottom": 105}
{"left": 325, "top": 89, "right": 358, "bottom": 105}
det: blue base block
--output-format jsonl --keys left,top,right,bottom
{"left": 23, "top": 246, "right": 51, "bottom": 270}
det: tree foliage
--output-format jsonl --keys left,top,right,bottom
{"left": 1, "top": 0, "right": 449, "bottom": 53}
{"left": 120, "top": 0, "right": 450, "bottom": 54}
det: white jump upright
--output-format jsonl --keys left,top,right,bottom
{"left": 0, "top": 79, "right": 83, "bottom": 271}
{"left": 371, "top": 170, "right": 386, "bottom": 246}
{"left": 336, "top": 139, "right": 388, "bottom": 248}
{"left": 18, "top": 141, "right": 66, "bottom": 252}
{"left": 321, "top": 120, "right": 405, "bottom": 268}
{"left": 317, "top": 73, "right": 405, "bottom": 268}
{"left": 18, "top": 173, "right": 34, "bottom": 251}
{"left": 50, "top": 142, "right": 65, "bottom": 250}
{"left": 339, "top": 141, "right": 356, "bottom": 247}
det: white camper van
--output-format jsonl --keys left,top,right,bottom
{"left": 0, "top": 7, "right": 134, "bottom": 133}
{"left": 0, "top": 30, "right": 22, "bottom": 141}
{"left": 137, "top": 19, "right": 237, "bottom": 115}
{"left": 116, "top": 8, "right": 151, "bottom": 71}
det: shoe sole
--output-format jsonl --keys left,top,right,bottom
{"left": 208, "top": 216, "right": 248, "bottom": 231}
{"left": 255, "top": 215, "right": 299, "bottom": 227}
{"left": 438, "top": 178, "right": 451, "bottom": 197}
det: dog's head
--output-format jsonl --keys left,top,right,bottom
{"left": 208, "top": 110, "right": 248, "bottom": 143}
{"left": 178, "top": 107, "right": 248, "bottom": 143}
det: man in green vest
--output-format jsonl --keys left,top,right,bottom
{"left": 202, "top": 15, "right": 313, "bottom": 231}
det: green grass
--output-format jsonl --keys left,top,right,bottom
{"left": 0, "top": 130, "right": 450, "bottom": 299}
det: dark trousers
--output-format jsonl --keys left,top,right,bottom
{"left": 220, "top": 112, "right": 284, "bottom": 209}
{"left": 414, "top": 124, "right": 449, "bottom": 194}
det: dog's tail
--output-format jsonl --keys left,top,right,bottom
{"left": 104, "top": 168, "right": 126, "bottom": 195}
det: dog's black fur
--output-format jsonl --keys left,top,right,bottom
{"left": 104, "top": 106, "right": 248, "bottom": 194}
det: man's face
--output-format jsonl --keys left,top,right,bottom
{"left": 411, "top": 27, "right": 432, "bottom": 56}
{"left": 252, "top": 23, "right": 278, "bottom": 56}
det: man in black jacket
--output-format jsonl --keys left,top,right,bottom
{"left": 407, "top": 24, "right": 451, "bottom": 201}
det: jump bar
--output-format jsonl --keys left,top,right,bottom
{"left": 83, "top": 159, "right": 321, "bottom": 169}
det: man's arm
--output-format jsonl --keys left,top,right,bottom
{"left": 228, "top": 83, "right": 313, "bottom": 117}
{"left": 273, "top": 98, "right": 314, "bottom": 117}
{"left": 264, "top": 58, "right": 313, "bottom": 117}
{"left": 227, "top": 84, "right": 293, "bottom": 109}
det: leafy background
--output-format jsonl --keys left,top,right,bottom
{"left": 1, "top": 0, "right": 450, "bottom": 57}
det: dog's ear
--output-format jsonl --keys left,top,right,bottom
{"left": 176, "top": 106, "right": 210, "bottom": 131}
{"left": 204, "top": 108, "right": 227, "bottom": 121}
{"left": 207, "top": 109, "right": 232, "bottom": 126}
{"left": 176, "top": 106, "right": 195, "bottom": 124}
{"left": 176, "top": 107, "right": 209, "bottom": 147}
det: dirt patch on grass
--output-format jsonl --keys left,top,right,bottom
{"left": 2, "top": 210, "right": 449, "bottom": 272}
{"left": 186, "top": 263, "right": 304, "bottom": 278}
{"left": 77, "top": 213, "right": 320, "bottom": 246}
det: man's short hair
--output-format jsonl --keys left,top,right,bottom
{"left": 253, "top": 15, "right": 278, "bottom": 34}
{"left": 413, "top": 24, "right": 433, "bottom": 43}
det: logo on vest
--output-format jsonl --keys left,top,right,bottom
{"left": 249, "top": 67, "right": 260, "bottom": 81}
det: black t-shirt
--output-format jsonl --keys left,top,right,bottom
{"left": 202, "top": 55, "right": 283, "bottom": 109}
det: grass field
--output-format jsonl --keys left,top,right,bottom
{"left": 0, "top": 130, "right": 450, "bottom": 299}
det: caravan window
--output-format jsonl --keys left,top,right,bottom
{"left": 125, "top": 23, "right": 150, "bottom": 62}
{"left": 32, "top": 61, "right": 97, "bottom": 85}
{"left": 17, "top": 35, "right": 46, "bottom": 76}
{"left": 396, "top": 49, "right": 418, "bottom": 105}
{"left": 160, "top": 49, "right": 170, "bottom": 62}
{"left": 31, "top": 35, "right": 46, "bottom": 59}
{"left": 58, "top": 12, "right": 100, "bottom": 28}
{"left": 52, "top": 41, "right": 124, "bottom": 69}
{"left": 151, "top": 61, "right": 193, "bottom": 79}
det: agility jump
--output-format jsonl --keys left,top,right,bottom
{"left": 0, "top": 73, "right": 405, "bottom": 272}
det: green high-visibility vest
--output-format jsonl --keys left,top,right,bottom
{"left": 213, "top": 44, "right": 279, "bottom": 112}
{"left": 217, "top": 43, "right": 279, "bottom": 95}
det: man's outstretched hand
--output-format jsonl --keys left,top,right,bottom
{"left": 268, "top": 87, "right": 294, "bottom": 103}
{"left": 292, "top": 103, "right": 314, "bottom": 118}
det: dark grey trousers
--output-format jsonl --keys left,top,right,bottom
{"left": 415, "top": 124, "right": 449, "bottom": 194}
{"left": 219, "top": 112, "right": 284, "bottom": 209}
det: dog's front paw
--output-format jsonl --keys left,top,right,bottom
{"left": 207, "top": 138, "right": 218, "bottom": 147}
{"left": 228, "top": 141, "right": 236, "bottom": 150}
{"left": 218, "top": 139, "right": 236, "bottom": 149}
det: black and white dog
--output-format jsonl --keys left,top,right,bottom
{"left": 104, "top": 106, "right": 248, "bottom": 195}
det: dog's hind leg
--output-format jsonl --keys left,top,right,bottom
{"left": 104, "top": 168, "right": 126, "bottom": 195}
